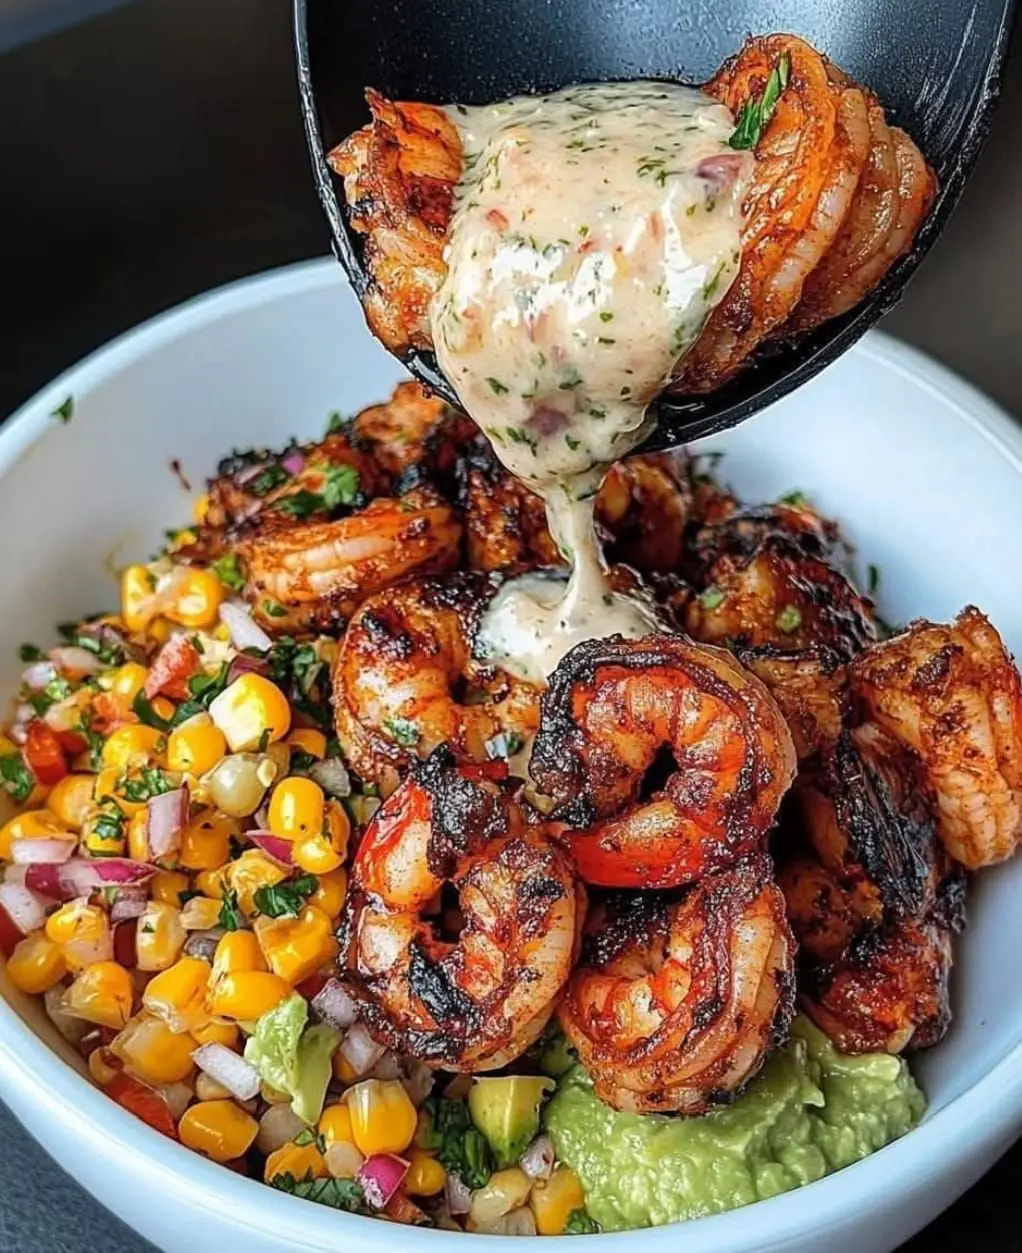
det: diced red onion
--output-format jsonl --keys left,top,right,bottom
{"left": 21, "top": 660, "right": 57, "bottom": 690}
{"left": 192, "top": 1042, "right": 261, "bottom": 1101}
{"left": 183, "top": 928, "right": 224, "bottom": 960}
{"left": 77, "top": 620, "right": 137, "bottom": 663}
{"left": 0, "top": 882, "right": 50, "bottom": 934}
{"left": 110, "top": 889, "right": 148, "bottom": 922}
{"left": 310, "top": 979, "right": 359, "bottom": 1032}
{"left": 113, "top": 918, "right": 139, "bottom": 966}
{"left": 339, "top": 1022, "right": 386, "bottom": 1077}
{"left": 309, "top": 757, "right": 351, "bottom": 799}
{"left": 280, "top": 450, "right": 306, "bottom": 476}
{"left": 245, "top": 832, "right": 293, "bottom": 867}
{"left": 23, "top": 863, "right": 62, "bottom": 897}
{"left": 519, "top": 1134, "right": 555, "bottom": 1180}
{"left": 11, "top": 835, "right": 77, "bottom": 865}
{"left": 145, "top": 784, "right": 190, "bottom": 859}
{"left": 49, "top": 645, "right": 103, "bottom": 676}
{"left": 445, "top": 1173, "right": 472, "bottom": 1215}
{"left": 357, "top": 1154, "right": 409, "bottom": 1210}
{"left": 257, "top": 1103, "right": 307, "bottom": 1155}
{"left": 219, "top": 601, "right": 272, "bottom": 653}
{"left": 696, "top": 151, "right": 747, "bottom": 192}
{"left": 57, "top": 856, "right": 158, "bottom": 899}
{"left": 157, "top": 1081, "right": 195, "bottom": 1122}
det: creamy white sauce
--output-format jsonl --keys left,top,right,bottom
{"left": 430, "top": 81, "right": 750, "bottom": 683}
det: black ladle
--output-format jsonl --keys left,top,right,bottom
{"left": 294, "top": 0, "right": 1016, "bottom": 450}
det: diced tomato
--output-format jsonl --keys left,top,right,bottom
{"left": 112, "top": 918, "right": 139, "bottom": 969}
{"left": 144, "top": 635, "right": 200, "bottom": 701}
{"left": 23, "top": 721, "right": 68, "bottom": 785}
{"left": 55, "top": 728, "right": 88, "bottom": 756}
{"left": 0, "top": 903, "right": 23, "bottom": 957}
{"left": 296, "top": 972, "right": 328, "bottom": 1001}
{"left": 91, "top": 691, "right": 135, "bottom": 734}
{"left": 106, "top": 1072, "right": 178, "bottom": 1140}
{"left": 459, "top": 759, "right": 509, "bottom": 783}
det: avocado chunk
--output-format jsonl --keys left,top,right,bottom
{"left": 468, "top": 1075, "right": 556, "bottom": 1168}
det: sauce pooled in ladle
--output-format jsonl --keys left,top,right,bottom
{"left": 430, "top": 82, "right": 751, "bottom": 685}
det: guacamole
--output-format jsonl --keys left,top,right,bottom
{"left": 544, "top": 1017, "right": 924, "bottom": 1231}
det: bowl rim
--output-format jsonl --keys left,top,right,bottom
{"left": 3, "top": 257, "right": 1022, "bottom": 1250}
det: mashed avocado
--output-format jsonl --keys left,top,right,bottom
{"left": 545, "top": 1017, "right": 924, "bottom": 1231}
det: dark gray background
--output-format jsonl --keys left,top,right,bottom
{"left": 0, "top": 0, "right": 1020, "bottom": 1249}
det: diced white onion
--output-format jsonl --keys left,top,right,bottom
{"left": 311, "top": 979, "right": 358, "bottom": 1031}
{"left": 325, "top": 1141, "right": 364, "bottom": 1179}
{"left": 191, "top": 1042, "right": 261, "bottom": 1101}
{"left": 308, "top": 757, "right": 351, "bottom": 798}
{"left": 43, "top": 985, "right": 89, "bottom": 1045}
{"left": 219, "top": 601, "right": 272, "bottom": 652}
{"left": 339, "top": 1022, "right": 385, "bottom": 1077}
{"left": 445, "top": 1173, "right": 472, "bottom": 1215}
{"left": 49, "top": 646, "right": 103, "bottom": 676}
{"left": 256, "top": 1103, "right": 307, "bottom": 1155}
{"left": 0, "top": 881, "right": 49, "bottom": 933}
{"left": 519, "top": 1134, "right": 555, "bottom": 1180}
{"left": 21, "top": 660, "right": 57, "bottom": 690}
{"left": 157, "top": 1081, "right": 195, "bottom": 1121}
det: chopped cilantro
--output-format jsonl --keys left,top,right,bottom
{"left": 598, "top": 311, "right": 613, "bottom": 322}
{"left": 325, "top": 411, "right": 346, "bottom": 435}
{"left": 293, "top": 1128, "right": 328, "bottom": 1153}
{"left": 779, "top": 490, "right": 809, "bottom": 508}
{"left": 565, "top": 434, "right": 582, "bottom": 451}
{"left": 384, "top": 717, "right": 421, "bottom": 748}
{"left": 273, "top": 490, "right": 325, "bottom": 520}
{"left": 868, "top": 563, "right": 881, "bottom": 597}
{"left": 565, "top": 1209, "right": 600, "bottom": 1235}
{"left": 320, "top": 463, "right": 360, "bottom": 510}
{"left": 289, "top": 749, "right": 318, "bottom": 774}
{"left": 120, "top": 766, "right": 174, "bottom": 803}
{"left": 776, "top": 604, "right": 803, "bottom": 634}
{"left": 698, "top": 586, "right": 726, "bottom": 611}
{"left": 218, "top": 889, "right": 242, "bottom": 932}
{"left": 248, "top": 463, "right": 289, "bottom": 497}
{"left": 420, "top": 1096, "right": 493, "bottom": 1189}
{"left": 51, "top": 395, "right": 74, "bottom": 424}
{"left": 253, "top": 874, "right": 318, "bottom": 921}
{"left": 269, "top": 1173, "right": 367, "bottom": 1214}
{"left": 18, "top": 643, "right": 44, "bottom": 663}
{"left": 0, "top": 753, "right": 35, "bottom": 803}
{"left": 132, "top": 689, "right": 171, "bottom": 732}
{"left": 91, "top": 807, "right": 126, "bottom": 844}
{"left": 486, "top": 377, "right": 509, "bottom": 395}
{"left": 262, "top": 599, "right": 288, "bottom": 619}
{"left": 211, "top": 552, "right": 246, "bottom": 593}
{"left": 729, "top": 52, "right": 791, "bottom": 150}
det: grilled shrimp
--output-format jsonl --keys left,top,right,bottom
{"left": 683, "top": 503, "right": 875, "bottom": 659}
{"left": 676, "top": 36, "right": 870, "bottom": 393}
{"left": 333, "top": 573, "right": 541, "bottom": 791}
{"left": 559, "top": 857, "right": 795, "bottom": 1113}
{"left": 741, "top": 649, "right": 848, "bottom": 760}
{"left": 458, "top": 438, "right": 561, "bottom": 574}
{"left": 328, "top": 92, "right": 461, "bottom": 353}
{"left": 237, "top": 488, "right": 461, "bottom": 634}
{"left": 530, "top": 634, "right": 795, "bottom": 888}
{"left": 341, "top": 750, "right": 581, "bottom": 1070}
{"left": 351, "top": 380, "right": 476, "bottom": 490}
{"left": 799, "top": 916, "right": 954, "bottom": 1054}
{"left": 596, "top": 453, "right": 694, "bottom": 577}
{"left": 850, "top": 607, "right": 1022, "bottom": 869}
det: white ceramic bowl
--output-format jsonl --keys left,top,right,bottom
{"left": 1, "top": 259, "right": 1021, "bottom": 1253}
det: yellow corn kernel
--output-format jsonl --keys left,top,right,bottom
{"left": 179, "top": 811, "right": 233, "bottom": 871}
{"left": 195, "top": 864, "right": 228, "bottom": 899}
{"left": 179, "top": 1100, "right": 258, "bottom": 1164}
{"left": 192, "top": 493, "right": 211, "bottom": 524}
{"left": 292, "top": 800, "right": 349, "bottom": 875}
{"left": 223, "top": 849, "right": 287, "bottom": 917}
{"left": 308, "top": 869, "right": 347, "bottom": 920}
{"left": 253, "top": 905, "right": 338, "bottom": 987}
{"left": 142, "top": 956, "right": 213, "bottom": 1033}
{"left": 190, "top": 1020, "right": 239, "bottom": 1049}
{"left": 208, "top": 674, "right": 291, "bottom": 753}
{"left": 121, "top": 564, "right": 158, "bottom": 633}
{"left": 318, "top": 1103, "right": 355, "bottom": 1147}
{"left": 127, "top": 809, "right": 150, "bottom": 862}
{"left": 268, "top": 776, "right": 325, "bottom": 841}
{"left": 46, "top": 774, "right": 96, "bottom": 830}
{"left": 405, "top": 1149, "right": 446, "bottom": 1198}
{"left": 150, "top": 870, "right": 191, "bottom": 907}
{"left": 529, "top": 1165, "right": 586, "bottom": 1236}
{"left": 64, "top": 961, "right": 133, "bottom": 1029}
{"left": 44, "top": 899, "right": 110, "bottom": 970}
{"left": 102, "top": 724, "right": 166, "bottom": 770}
{"left": 87, "top": 1045, "right": 122, "bottom": 1087}
{"left": 211, "top": 930, "right": 266, "bottom": 983}
{"left": 180, "top": 895, "right": 223, "bottom": 930}
{"left": 470, "top": 1168, "right": 533, "bottom": 1227}
{"left": 195, "top": 1073, "right": 231, "bottom": 1101}
{"left": 6, "top": 932, "right": 67, "bottom": 994}
{"left": 264, "top": 1140, "right": 327, "bottom": 1183}
{"left": 287, "top": 729, "right": 327, "bottom": 759}
{"left": 109, "top": 662, "right": 149, "bottom": 703}
{"left": 112, "top": 1013, "right": 197, "bottom": 1085}
{"left": 345, "top": 1079, "right": 417, "bottom": 1157}
{"left": 151, "top": 696, "right": 176, "bottom": 722}
{"left": 167, "top": 717, "right": 226, "bottom": 776}
{"left": 208, "top": 970, "right": 291, "bottom": 1020}
{"left": 0, "top": 733, "right": 16, "bottom": 756}
{"left": 148, "top": 617, "right": 172, "bottom": 644}
{"left": 83, "top": 811, "right": 127, "bottom": 857}
{"left": 165, "top": 568, "right": 224, "bottom": 630}
{"left": 0, "top": 809, "right": 71, "bottom": 861}
{"left": 135, "top": 900, "right": 187, "bottom": 972}
{"left": 332, "top": 1050, "right": 359, "bottom": 1084}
